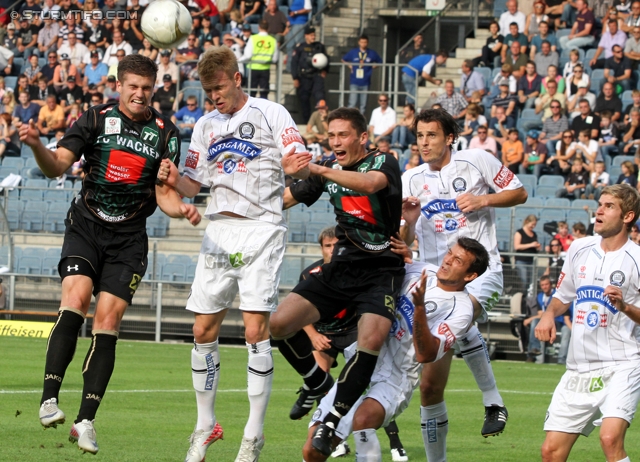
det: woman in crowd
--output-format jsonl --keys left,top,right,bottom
{"left": 616, "top": 160, "right": 638, "bottom": 188}
{"left": 391, "top": 103, "right": 416, "bottom": 149}
{"left": 541, "top": 65, "right": 565, "bottom": 95}
{"left": 514, "top": 214, "right": 541, "bottom": 291}
{"left": 525, "top": 0, "right": 550, "bottom": 41}
{"left": 0, "top": 113, "right": 20, "bottom": 158}
{"left": 544, "top": 130, "right": 575, "bottom": 176}
{"left": 460, "top": 103, "right": 487, "bottom": 142}
{"left": 565, "top": 64, "right": 589, "bottom": 99}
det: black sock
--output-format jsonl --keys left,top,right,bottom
{"left": 384, "top": 420, "right": 403, "bottom": 449}
{"left": 41, "top": 309, "right": 85, "bottom": 405}
{"left": 76, "top": 333, "right": 118, "bottom": 423}
{"left": 324, "top": 348, "right": 379, "bottom": 427}
{"left": 278, "top": 330, "right": 327, "bottom": 389}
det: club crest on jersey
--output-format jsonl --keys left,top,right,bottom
{"left": 217, "top": 157, "right": 248, "bottom": 175}
{"left": 238, "top": 122, "right": 255, "bottom": 139}
{"left": 207, "top": 138, "right": 261, "bottom": 161}
{"left": 156, "top": 118, "right": 164, "bottom": 129}
{"left": 435, "top": 215, "right": 467, "bottom": 233}
{"left": 425, "top": 301, "right": 437, "bottom": 313}
{"left": 610, "top": 270, "right": 625, "bottom": 287}
{"left": 452, "top": 177, "right": 467, "bottom": 192}
{"left": 585, "top": 309, "right": 601, "bottom": 331}
{"left": 105, "top": 117, "right": 121, "bottom": 134}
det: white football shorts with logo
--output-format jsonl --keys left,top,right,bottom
{"left": 186, "top": 215, "right": 286, "bottom": 313}
{"left": 465, "top": 267, "right": 503, "bottom": 322}
{"left": 544, "top": 363, "right": 640, "bottom": 435}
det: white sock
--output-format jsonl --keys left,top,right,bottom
{"left": 421, "top": 402, "right": 448, "bottom": 462}
{"left": 244, "top": 339, "right": 274, "bottom": 439}
{"left": 458, "top": 325, "right": 504, "bottom": 407}
{"left": 616, "top": 458, "right": 630, "bottom": 462}
{"left": 354, "top": 428, "right": 382, "bottom": 462}
{"left": 192, "top": 341, "right": 220, "bottom": 431}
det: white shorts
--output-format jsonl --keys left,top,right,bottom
{"left": 186, "top": 215, "right": 286, "bottom": 313}
{"left": 544, "top": 363, "right": 640, "bottom": 436}
{"left": 311, "top": 378, "right": 415, "bottom": 440}
{"left": 466, "top": 267, "right": 503, "bottom": 322}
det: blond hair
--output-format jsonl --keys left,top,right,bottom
{"left": 601, "top": 184, "right": 640, "bottom": 231}
{"left": 198, "top": 46, "right": 239, "bottom": 82}
{"left": 523, "top": 214, "right": 537, "bottom": 226}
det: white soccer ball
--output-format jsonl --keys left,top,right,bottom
{"left": 141, "top": 0, "right": 193, "bottom": 49}
{"left": 311, "top": 53, "right": 328, "bottom": 69}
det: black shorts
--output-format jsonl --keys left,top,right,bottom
{"left": 319, "top": 326, "right": 358, "bottom": 360}
{"left": 59, "top": 208, "right": 148, "bottom": 304}
{"left": 292, "top": 259, "right": 405, "bottom": 324}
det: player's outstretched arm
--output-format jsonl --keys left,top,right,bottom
{"left": 456, "top": 186, "right": 528, "bottom": 213}
{"left": 605, "top": 285, "right": 640, "bottom": 324}
{"left": 390, "top": 235, "right": 413, "bottom": 264}
{"left": 282, "top": 148, "right": 312, "bottom": 180}
{"left": 283, "top": 187, "right": 300, "bottom": 210}
{"left": 158, "top": 158, "right": 202, "bottom": 198}
{"left": 155, "top": 182, "right": 201, "bottom": 226}
{"left": 19, "top": 120, "right": 76, "bottom": 177}
{"left": 309, "top": 163, "right": 388, "bottom": 195}
{"left": 412, "top": 270, "right": 441, "bottom": 363}
{"left": 535, "top": 298, "right": 570, "bottom": 343}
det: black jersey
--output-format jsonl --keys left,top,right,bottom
{"left": 290, "top": 150, "right": 403, "bottom": 265}
{"left": 58, "top": 104, "right": 180, "bottom": 232}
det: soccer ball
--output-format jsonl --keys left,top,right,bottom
{"left": 311, "top": 53, "right": 328, "bottom": 69}
{"left": 141, "top": 0, "right": 193, "bottom": 49}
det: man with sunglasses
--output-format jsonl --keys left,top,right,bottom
{"left": 175, "top": 34, "right": 202, "bottom": 81}
{"left": 624, "top": 27, "right": 640, "bottom": 67}
{"left": 540, "top": 99, "right": 569, "bottom": 155}
{"left": 571, "top": 97, "right": 601, "bottom": 139}
{"left": 469, "top": 125, "right": 498, "bottom": 155}
{"left": 603, "top": 45, "right": 633, "bottom": 93}
{"left": 368, "top": 93, "right": 397, "bottom": 143}
{"left": 40, "top": 53, "right": 59, "bottom": 84}
{"left": 171, "top": 95, "right": 203, "bottom": 138}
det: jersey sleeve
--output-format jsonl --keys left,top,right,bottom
{"left": 289, "top": 163, "right": 329, "bottom": 206}
{"left": 474, "top": 148, "right": 524, "bottom": 192}
{"left": 371, "top": 153, "right": 401, "bottom": 198}
{"left": 270, "top": 103, "right": 307, "bottom": 156}
{"left": 553, "top": 240, "right": 579, "bottom": 305}
{"left": 183, "top": 116, "right": 211, "bottom": 186}
{"left": 430, "top": 295, "right": 474, "bottom": 362}
{"left": 57, "top": 107, "right": 98, "bottom": 160}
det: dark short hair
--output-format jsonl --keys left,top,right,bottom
{"left": 539, "top": 274, "right": 551, "bottom": 284}
{"left": 327, "top": 107, "right": 367, "bottom": 136}
{"left": 318, "top": 226, "right": 336, "bottom": 245}
{"left": 541, "top": 40, "right": 551, "bottom": 47}
{"left": 509, "top": 21, "right": 518, "bottom": 27}
{"left": 572, "top": 222, "right": 586, "bottom": 233}
{"left": 539, "top": 20, "right": 549, "bottom": 27}
{"left": 412, "top": 108, "right": 461, "bottom": 148}
{"left": 457, "top": 237, "right": 489, "bottom": 278}
{"left": 117, "top": 54, "right": 158, "bottom": 83}
{"left": 359, "top": 34, "right": 368, "bottom": 40}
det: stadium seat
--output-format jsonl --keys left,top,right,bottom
{"left": 571, "top": 199, "right": 598, "bottom": 209}
{"left": 590, "top": 69, "right": 604, "bottom": 92}
{"left": 167, "top": 254, "right": 192, "bottom": 266}
{"left": 278, "top": 5, "right": 289, "bottom": 16}
{"left": 493, "top": 0, "right": 508, "bottom": 18}
{"left": 540, "top": 207, "right": 566, "bottom": 224}
{"left": 46, "top": 247, "right": 62, "bottom": 259}
{"left": 4, "top": 76, "right": 16, "bottom": 89}
{"left": 525, "top": 197, "right": 545, "bottom": 207}
{"left": 18, "top": 255, "right": 42, "bottom": 274}
{"left": 611, "top": 155, "right": 635, "bottom": 168}
{"left": 535, "top": 184, "right": 560, "bottom": 198}
{"left": 41, "top": 256, "right": 59, "bottom": 276}
{"left": 495, "top": 207, "right": 512, "bottom": 221}
{"left": 287, "top": 221, "right": 306, "bottom": 243}
{"left": 622, "top": 90, "right": 634, "bottom": 112}
{"left": 160, "top": 262, "right": 186, "bottom": 282}
{"left": 24, "top": 200, "right": 48, "bottom": 212}
{"left": 609, "top": 166, "right": 622, "bottom": 180}
{"left": 5, "top": 208, "right": 19, "bottom": 231}
{"left": 146, "top": 210, "right": 169, "bottom": 237}
{"left": 20, "top": 209, "right": 44, "bottom": 231}
{"left": 544, "top": 198, "right": 571, "bottom": 208}
{"left": 538, "top": 175, "right": 565, "bottom": 188}
{"left": 44, "top": 211, "right": 66, "bottom": 233}
{"left": 0, "top": 165, "right": 20, "bottom": 178}
{"left": 475, "top": 67, "right": 492, "bottom": 88}
{"left": 567, "top": 209, "right": 590, "bottom": 225}
{"left": 186, "top": 263, "right": 197, "bottom": 283}
{"left": 20, "top": 144, "right": 32, "bottom": 158}
{"left": 280, "top": 256, "right": 304, "bottom": 287}
{"left": 21, "top": 179, "right": 47, "bottom": 201}
{"left": 182, "top": 80, "right": 202, "bottom": 89}
{"left": 181, "top": 87, "right": 205, "bottom": 107}
{"left": 2, "top": 157, "right": 23, "bottom": 169}
{"left": 46, "top": 189, "right": 68, "bottom": 203}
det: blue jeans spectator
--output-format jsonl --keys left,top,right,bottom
{"left": 561, "top": 3, "right": 577, "bottom": 27}
{"left": 401, "top": 72, "right": 417, "bottom": 105}
{"left": 584, "top": 182, "right": 605, "bottom": 200}
{"left": 391, "top": 125, "right": 415, "bottom": 149}
{"left": 528, "top": 317, "right": 542, "bottom": 354}
{"left": 348, "top": 84, "right": 368, "bottom": 114}
{"left": 519, "top": 163, "right": 543, "bottom": 177}
{"left": 558, "top": 35, "right": 595, "bottom": 50}
{"left": 546, "top": 139, "right": 558, "bottom": 155}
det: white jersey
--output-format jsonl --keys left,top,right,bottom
{"left": 403, "top": 149, "right": 523, "bottom": 269}
{"left": 554, "top": 235, "right": 640, "bottom": 372}
{"left": 184, "top": 97, "right": 306, "bottom": 226}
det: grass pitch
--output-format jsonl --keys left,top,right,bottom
{"left": 1, "top": 336, "right": 638, "bottom": 461}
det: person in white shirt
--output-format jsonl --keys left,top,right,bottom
{"left": 566, "top": 129, "right": 600, "bottom": 169}
{"left": 368, "top": 93, "right": 397, "bottom": 143}
{"left": 584, "top": 160, "right": 610, "bottom": 200}
{"left": 157, "top": 47, "right": 307, "bottom": 462}
{"left": 303, "top": 237, "right": 489, "bottom": 462}
{"left": 536, "top": 183, "right": 640, "bottom": 462}
{"left": 499, "top": 0, "right": 527, "bottom": 36}
{"left": 102, "top": 31, "right": 133, "bottom": 67}
{"left": 401, "top": 109, "right": 528, "bottom": 458}
{"left": 57, "top": 32, "right": 88, "bottom": 69}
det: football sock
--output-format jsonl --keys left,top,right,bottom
{"left": 458, "top": 325, "right": 504, "bottom": 407}
{"left": 384, "top": 420, "right": 403, "bottom": 450}
{"left": 76, "top": 330, "right": 118, "bottom": 423}
{"left": 41, "top": 307, "right": 85, "bottom": 405}
{"left": 192, "top": 341, "right": 220, "bottom": 431}
{"left": 244, "top": 339, "right": 273, "bottom": 439}
{"left": 616, "top": 457, "right": 630, "bottom": 462}
{"left": 421, "top": 402, "right": 448, "bottom": 462}
{"left": 324, "top": 347, "right": 379, "bottom": 428}
{"left": 354, "top": 428, "right": 382, "bottom": 462}
{"left": 278, "top": 329, "right": 327, "bottom": 389}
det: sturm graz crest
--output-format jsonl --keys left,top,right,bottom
{"left": 425, "top": 301, "right": 437, "bottom": 313}
{"left": 452, "top": 177, "right": 467, "bottom": 192}
{"left": 610, "top": 270, "right": 625, "bottom": 287}
{"left": 239, "top": 122, "right": 255, "bottom": 139}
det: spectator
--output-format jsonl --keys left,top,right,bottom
{"left": 172, "top": 95, "right": 203, "bottom": 139}
{"left": 239, "top": 20, "right": 278, "bottom": 100}
{"left": 572, "top": 221, "right": 588, "bottom": 239}
{"left": 290, "top": 26, "right": 328, "bottom": 123}
{"left": 176, "top": 34, "right": 203, "bottom": 81}
{"left": 36, "top": 94, "right": 65, "bottom": 136}
{"left": 83, "top": 51, "right": 109, "bottom": 88}
{"left": 594, "top": 81, "right": 623, "bottom": 122}
{"left": 23, "top": 54, "right": 41, "bottom": 87}
{"left": 137, "top": 38, "right": 158, "bottom": 63}
{"left": 404, "top": 151, "right": 421, "bottom": 171}
{"left": 584, "top": 160, "right": 610, "bottom": 200}
{"left": 57, "top": 32, "right": 87, "bottom": 69}
{"left": 544, "top": 238, "right": 565, "bottom": 281}
{"left": 540, "top": 65, "right": 565, "bottom": 95}
{"left": 3, "top": 24, "right": 18, "bottom": 55}
{"left": 58, "top": 75, "right": 84, "bottom": 112}
{"left": 517, "top": 60, "right": 542, "bottom": 109}
{"left": 342, "top": 34, "right": 382, "bottom": 115}
{"left": 305, "top": 99, "right": 329, "bottom": 141}
{"left": 545, "top": 130, "right": 576, "bottom": 176}
{"left": 222, "top": 33, "right": 245, "bottom": 78}
{"left": 102, "top": 30, "right": 133, "bottom": 67}
{"left": 460, "top": 59, "right": 486, "bottom": 101}
{"left": 556, "top": 158, "right": 588, "bottom": 199}
{"left": 469, "top": 124, "right": 498, "bottom": 154}
{"left": 558, "top": 0, "right": 596, "bottom": 50}
{"left": 501, "top": 128, "right": 524, "bottom": 173}
{"left": 540, "top": 99, "right": 569, "bottom": 155}
{"left": 40, "top": 52, "right": 58, "bottom": 84}
{"left": 368, "top": 93, "right": 396, "bottom": 143}
{"left": 514, "top": 214, "right": 540, "bottom": 291}
{"left": 621, "top": 0, "right": 640, "bottom": 33}
{"left": 241, "top": 0, "right": 263, "bottom": 23}
{"left": 37, "top": 18, "right": 60, "bottom": 58}
{"left": 399, "top": 34, "right": 428, "bottom": 64}
{"left": 57, "top": 15, "right": 84, "bottom": 49}
{"left": 390, "top": 103, "right": 416, "bottom": 149}
{"left": 122, "top": 14, "right": 145, "bottom": 53}
{"left": 597, "top": 111, "right": 619, "bottom": 160}
{"left": 460, "top": 103, "right": 487, "bottom": 141}
{"left": 0, "top": 45, "right": 14, "bottom": 79}
{"left": 502, "top": 22, "right": 529, "bottom": 64}
{"left": 262, "top": 0, "right": 290, "bottom": 44}
{"left": 624, "top": 89, "right": 640, "bottom": 124}
{"left": 571, "top": 98, "right": 600, "bottom": 139}
{"left": 624, "top": 26, "right": 640, "bottom": 66}
{"left": 13, "top": 75, "right": 29, "bottom": 99}
{"left": 623, "top": 108, "right": 640, "bottom": 156}
{"left": 66, "top": 103, "right": 81, "bottom": 128}
{"left": 52, "top": 54, "right": 78, "bottom": 92}
{"left": 103, "top": 75, "right": 119, "bottom": 103}
{"left": 155, "top": 50, "right": 179, "bottom": 89}
{"left": 569, "top": 129, "right": 600, "bottom": 169}
{"left": 525, "top": 1, "right": 550, "bottom": 42}
{"left": 16, "top": 18, "right": 39, "bottom": 59}
{"left": 631, "top": 224, "right": 640, "bottom": 245}
{"left": 218, "top": 0, "right": 238, "bottom": 26}
{"left": 436, "top": 79, "right": 468, "bottom": 121}
{"left": 533, "top": 41, "right": 559, "bottom": 77}
{"left": 503, "top": 41, "right": 527, "bottom": 78}
{"left": 12, "top": 90, "right": 39, "bottom": 127}
{"left": 86, "top": 17, "right": 109, "bottom": 50}
{"left": 521, "top": 129, "right": 547, "bottom": 176}
{"left": 488, "top": 63, "right": 517, "bottom": 100}
{"left": 565, "top": 64, "right": 590, "bottom": 100}
{"left": 473, "top": 21, "right": 504, "bottom": 68}
{"left": 616, "top": 160, "right": 638, "bottom": 187}
{"left": 30, "top": 77, "right": 56, "bottom": 107}
{"left": 603, "top": 45, "right": 633, "bottom": 93}
{"left": 85, "top": 90, "right": 104, "bottom": 111}
{"left": 401, "top": 52, "right": 446, "bottom": 105}
{"left": 499, "top": 0, "right": 526, "bottom": 36}
{"left": 562, "top": 48, "right": 581, "bottom": 79}
{"left": 488, "top": 104, "right": 515, "bottom": 145}
{"left": 529, "top": 21, "right": 557, "bottom": 58}
{"left": 0, "top": 113, "right": 19, "bottom": 158}
{"left": 589, "top": 19, "right": 627, "bottom": 70}
{"left": 375, "top": 137, "right": 401, "bottom": 161}
{"left": 535, "top": 79, "right": 565, "bottom": 121}
{"left": 286, "top": 0, "right": 311, "bottom": 54}
{"left": 603, "top": 6, "right": 624, "bottom": 33}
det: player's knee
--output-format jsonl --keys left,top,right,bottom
{"left": 420, "top": 376, "right": 446, "bottom": 400}
{"left": 599, "top": 430, "right": 623, "bottom": 453}
{"left": 541, "top": 438, "right": 563, "bottom": 462}
{"left": 244, "top": 323, "right": 269, "bottom": 344}
{"left": 192, "top": 322, "right": 216, "bottom": 343}
{"left": 352, "top": 410, "right": 377, "bottom": 432}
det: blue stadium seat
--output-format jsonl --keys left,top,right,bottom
{"left": 41, "top": 256, "right": 59, "bottom": 275}
{"left": 44, "top": 211, "right": 66, "bottom": 233}
{"left": 18, "top": 255, "right": 42, "bottom": 274}
{"left": 540, "top": 207, "right": 565, "bottom": 224}
{"left": 24, "top": 200, "right": 48, "bottom": 212}
{"left": 20, "top": 144, "right": 32, "bottom": 158}
{"left": 544, "top": 198, "right": 571, "bottom": 208}
{"left": 167, "top": 254, "right": 192, "bottom": 266}
{"left": 493, "top": 0, "right": 508, "bottom": 17}
{"left": 182, "top": 80, "right": 202, "bottom": 89}
{"left": 181, "top": 87, "right": 205, "bottom": 107}
{"left": 5, "top": 208, "right": 19, "bottom": 231}
{"left": 46, "top": 247, "right": 62, "bottom": 259}
{"left": 567, "top": 209, "right": 590, "bottom": 225}
{"left": 610, "top": 166, "right": 622, "bottom": 180}
{"left": 186, "top": 263, "right": 197, "bottom": 283}
{"left": 278, "top": 5, "right": 289, "bottom": 16}
{"left": 535, "top": 184, "right": 561, "bottom": 198}
{"left": 280, "top": 256, "right": 304, "bottom": 287}
{"left": 161, "top": 262, "right": 186, "bottom": 282}
{"left": 622, "top": 90, "right": 634, "bottom": 112}
{"left": 4, "top": 76, "right": 16, "bottom": 89}
{"left": 475, "top": 67, "right": 492, "bottom": 88}
{"left": 24, "top": 158, "right": 39, "bottom": 169}
{"left": 538, "top": 175, "right": 565, "bottom": 188}
{"left": 48, "top": 201, "right": 69, "bottom": 213}
{"left": 0, "top": 165, "right": 20, "bottom": 177}
{"left": 525, "top": 196, "right": 545, "bottom": 207}
{"left": 590, "top": 69, "right": 605, "bottom": 92}
{"left": 46, "top": 189, "right": 68, "bottom": 203}
{"left": 571, "top": 199, "right": 598, "bottom": 209}
{"left": 611, "top": 155, "right": 635, "bottom": 168}
{"left": 20, "top": 209, "right": 44, "bottom": 231}
{"left": 2, "top": 157, "right": 23, "bottom": 169}
{"left": 146, "top": 210, "right": 169, "bottom": 237}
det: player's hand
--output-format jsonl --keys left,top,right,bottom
{"left": 456, "top": 193, "right": 485, "bottom": 213}
{"left": 605, "top": 285, "right": 627, "bottom": 312}
{"left": 411, "top": 269, "right": 427, "bottom": 308}
{"left": 158, "top": 158, "right": 180, "bottom": 187}
{"left": 390, "top": 234, "right": 413, "bottom": 264}
{"left": 293, "top": 79, "right": 300, "bottom": 88}
{"left": 308, "top": 331, "right": 332, "bottom": 351}
{"left": 534, "top": 311, "right": 557, "bottom": 343}
{"left": 179, "top": 203, "right": 201, "bottom": 226}
{"left": 19, "top": 119, "right": 41, "bottom": 147}
{"left": 402, "top": 196, "right": 421, "bottom": 226}
{"left": 282, "top": 148, "right": 311, "bottom": 179}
